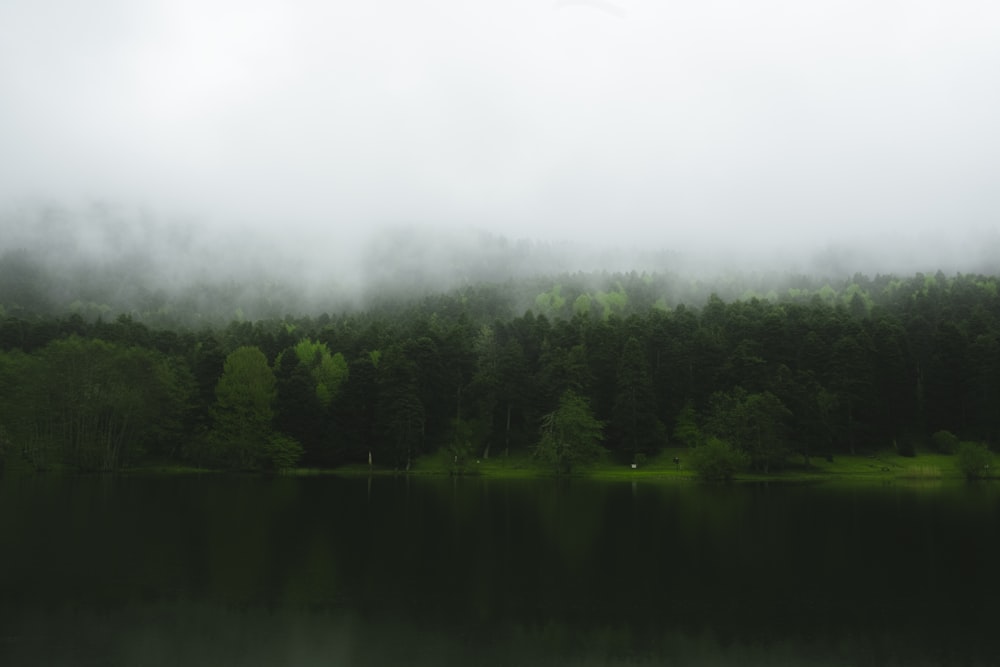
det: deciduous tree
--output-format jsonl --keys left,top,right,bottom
{"left": 536, "top": 390, "right": 604, "bottom": 473}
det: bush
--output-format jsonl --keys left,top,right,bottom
{"left": 955, "top": 441, "right": 992, "bottom": 480}
{"left": 265, "top": 433, "right": 304, "bottom": 471}
{"left": 689, "top": 437, "right": 748, "bottom": 482}
{"left": 896, "top": 438, "right": 916, "bottom": 457}
{"left": 931, "top": 430, "right": 959, "bottom": 454}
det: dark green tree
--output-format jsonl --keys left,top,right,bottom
{"left": 706, "top": 387, "right": 791, "bottom": 473}
{"left": 9, "top": 337, "right": 190, "bottom": 471}
{"left": 611, "top": 336, "right": 663, "bottom": 461}
{"left": 377, "top": 344, "right": 425, "bottom": 470}
{"left": 955, "top": 441, "right": 992, "bottom": 480}
{"left": 274, "top": 349, "right": 329, "bottom": 465}
{"left": 689, "top": 436, "right": 748, "bottom": 481}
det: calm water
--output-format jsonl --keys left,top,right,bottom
{"left": 1, "top": 474, "right": 997, "bottom": 666}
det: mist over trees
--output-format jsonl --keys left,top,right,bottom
{"left": 2, "top": 203, "right": 999, "bottom": 327}
{"left": 1, "top": 224, "right": 998, "bottom": 474}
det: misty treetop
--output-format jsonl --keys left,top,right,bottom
{"left": 1, "top": 268, "right": 999, "bottom": 473}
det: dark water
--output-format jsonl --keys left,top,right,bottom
{"left": 1, "top": 474, "right": 997, "bottom": 666}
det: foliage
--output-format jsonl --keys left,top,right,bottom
{"left": 377, "top": 344, "right": 425, "bottom": 470}
{"left": 265, "top": 433, "right": 305, "bottom": 471}
{"left": 287, "top": 339, "right": 349, "bottom": 406}
{"left": 705, "top": 387, "right": 791, "bottom": 473}
{"left": 446, "top": 416, "right": 487, "bottom": 473}
{"left": 1, "top": 337, "right": 189, "bottom": 471}
{"left": 535, "top": 284, "right": 566, "bottom": 315}
{"left": 689, "top": 437, "right": 748, "bottom": 481}
{"left": 672, "top": 403, "right": 702, "bottom": 448}
{"left": 595, "top": 285, "right": 628, "bottom": 320}
{"left": 930, "top": 430, "right": 959, "bottom": 454}
{"left": 895, "top": 437, "right": 917, "bottom": 457}
{"left": 2, "top": 267, "right": 1000, "bottom": 474}
{"left": 955, "top": 441, "right": 992, "bottom": 480}
{"left": 535, "top": 390, "right": 605, "bottom": 473}
{"left": 611, "top": 336, "right": 662, "bottom": 459}
{"left": 203, "top": 346, "right": 301, "bottom": 471}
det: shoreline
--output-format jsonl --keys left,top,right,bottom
{"left": 76, "top": 449, "right": 991, "bottom": 484}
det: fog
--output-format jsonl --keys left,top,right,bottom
{"left": 2, "top": 0, "right": 999, "bottom": 289}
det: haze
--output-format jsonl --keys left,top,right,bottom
{"left": 2, "top": 0, "right": 999, "bottom": 279}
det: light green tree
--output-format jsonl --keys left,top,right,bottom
{"left": 535, "top": 284, "right": 567, "bottom": 315}
{"left": 573, "top": 293, "right": 592, "bottom": 316}
{"left": 536, "top": 390, "right": 605, "bottom": 473}
{"left": 282, "top": 339, "right": 349, "bottom": 407}
{"left": 207, "top": 346, "right": 301, "bottom": 470}
{"left": 595, "top": 284, "right": 628, "bottom": 320}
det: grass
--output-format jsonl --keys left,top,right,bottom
{"left": 25, "top": 445, "right": 989, "bottom": 484}
{"left": 896, "top": 465, "right": 943, "bottom": 480}
{"left": 381, "top": 446, "right": 969, "bottom": 484}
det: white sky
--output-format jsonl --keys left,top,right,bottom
{"left": 1, "top": 0, "right": 999, "bottom": 262}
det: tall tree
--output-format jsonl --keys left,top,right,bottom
{"left": 10, "top": 337, "right": 191, "bottom": 471}
{"left": 205, "top": 346, "right": 302, "bottom": 470}
{"left": 611, "top": 336, "right": 663, "bottom": 461}
{"left": 536, "top": 390, "right": 605, "bottom": 474}
{"left": 496, "top": 337, "right": 532, "bottom": 457}
{"left": 706, "top": 387, "right": 791, "bottom": 473}
{"left": 377, "top": 344, "right": 425, "bottom": 470}
{"left": 471, "top": 324, "right": 500, "bottom": 458}
{"left": 274, "top": 349, "right": 328, "bottom": 465}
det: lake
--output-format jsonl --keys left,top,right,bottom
{"left": 1, "top": 474, "right": 997, "bottom": 666}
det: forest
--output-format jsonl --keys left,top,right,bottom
{"left": 1, "top": 261, "right": 998, "bottom": 476}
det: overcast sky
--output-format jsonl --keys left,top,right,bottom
{"left": 2, "top": 0, "right": 999, "bottom": 267}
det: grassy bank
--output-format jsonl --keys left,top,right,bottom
{"left": 6, "top": 448, "right": 990, "bottom": 484}
{"left": 308, "top": 447, "right": 991, "bottom": 484}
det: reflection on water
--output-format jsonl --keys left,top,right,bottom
{"left": 1, "top": 475, "right": 997, "bottom": 666}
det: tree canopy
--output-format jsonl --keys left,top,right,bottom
{"left": 1, "top": 269, "right": 999, "bottom": 473}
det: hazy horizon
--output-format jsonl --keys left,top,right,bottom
{"left": 2, "top": 1, "right": 999, "bottom": 281}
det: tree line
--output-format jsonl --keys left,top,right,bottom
{"left": 1, "top": 270, "right": 998, "bottom": 473}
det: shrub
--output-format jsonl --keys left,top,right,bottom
{"left": 896, "top": 438, "right": 916, "bottom": 457}
{"left": 955, "top": 441, "right": 993, "bottom": 480}
{"left": 931, "top": 430, "right": 959, "bottom": 454}
{"left": 265, "top": 433, "right": 304, "bottom": 471}
{"left": 689, "top": 437, "right": 748, "bottom": 482}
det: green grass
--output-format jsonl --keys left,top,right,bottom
{"left": 896, "top": 465, "right": 943, "bottom": 480}
{"left": 549, "top": 448, "right": 975, "bottom": 483}
{"left": 574, "top": 448, "right": 695, "bottom": 480}
{"left": 59, "top": 445, "right": 991, "bottom": 484}
{"left": 408, "top": 448, "right": 551, "bottom": 478}
{"left": 275, "top": 448, "right": 978, "bottom": 484}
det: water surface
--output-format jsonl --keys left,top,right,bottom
{"left": 1, "top": 475, "right": 997, "bottom": 665}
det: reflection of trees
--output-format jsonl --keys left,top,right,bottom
{"left": 2, "top": 476, "right": 997, "bottom": 666}
{"left": 535, "top": 481, "right": 609, "bottom": 578}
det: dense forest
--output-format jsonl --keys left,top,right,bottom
{"left": 1, "top": 254, "right": 998, "bottom": 475}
